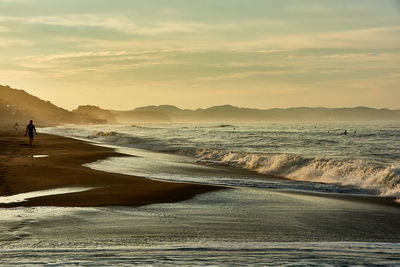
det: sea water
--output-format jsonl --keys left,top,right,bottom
{"left": 41, "top": 121, "right": 400, "bottom": 200}
{"left": 1, "top": 189, "right": 400, "bottom": 266}
{"left": 2, "top": 122, "right": 399, "bottom": 266}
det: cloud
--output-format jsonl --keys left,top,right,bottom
{"left": 194, "top": 71, "right": 293, "bottom": 82}
{"left": 287, "top": 2, "right": 333, "bottom": 13}
{"left": 22, "top": 50, "right": 131, "bottom": 63}
{"left": 13, "top": 49, "right": 184, "bottom": 79}
{"left": 1, "top": 10, "right": 398, "bottom": 53}
{"left": 0, "top": 38, "right": 33, "bottom": 46}
{"left": 0, "top": 25, "right": 10, "bottom": 32}
{"left": 231, "top": 26, "right": 400, "bottom": 51}
{"left": 0, "top": 14, "right": 232, "bottom": 36}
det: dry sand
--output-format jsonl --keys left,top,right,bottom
{"left": 0, "top": 127, "right": 221, "bottom": 208}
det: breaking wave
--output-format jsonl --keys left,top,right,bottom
{"left": 90, "top": 131, "right": 117, "bottom": 137}
{"left": 86, "top": 131, "right": 400, "bottom": 199}
{"left": 195, "top": 149, "right": 400, "bottom": 199}
{"left": 41, "top": 124, "right": 400, "bottom": 200}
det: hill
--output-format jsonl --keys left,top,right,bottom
{"left": 119, "top": 105, "right": 400, "bottom": 122}
{"left": 71, "top": 104, "right": 400, "bottom": 123}
{"left": 0, "top": 85, "right": 104, "bottom": 126}
{"left": 73, "top": 105, "right": 116, "bottom": 124}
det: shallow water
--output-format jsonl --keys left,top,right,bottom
{"left": 2, "top": 243, "right": 400, "bottom": 266}
{"left": 1, "top": 189, "right": 399, "bottom": 265}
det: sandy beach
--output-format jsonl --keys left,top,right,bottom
{"left": 0, "top": 127, "right": 221, "bottom": 208}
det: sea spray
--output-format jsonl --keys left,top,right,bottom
{"left": 195, "top": 149, "right": 400, "bottom": 198}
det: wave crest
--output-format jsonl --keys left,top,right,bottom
{"left": 195, "top": 149, "right": 400, "bottom": 198}
{"left": 90, "top": 131, "right": 117, "bottom": 137}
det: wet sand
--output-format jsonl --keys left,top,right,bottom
{"left": 0, "top": 128, "right": 221, "bottom": 207}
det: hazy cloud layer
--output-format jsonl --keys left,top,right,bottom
{"left": 0, "top": 0, "right": 399, "bottom": 109}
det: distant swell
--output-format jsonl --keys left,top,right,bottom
{"left": 87, "top": 131, "right": 194, "bottom": 153}
{"left": 195, "top": 149, "right": 400, "bottom": 199}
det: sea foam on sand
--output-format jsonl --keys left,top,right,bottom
{"left": 0, "top": 187, "right": 95, "bottom": 204}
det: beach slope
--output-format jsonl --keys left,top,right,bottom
{"left": 0, "top": 128, "right": 221, "bottom": 207}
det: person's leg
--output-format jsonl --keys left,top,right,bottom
{"left": 29, "top": 136, "right": 33, "bottom": 146}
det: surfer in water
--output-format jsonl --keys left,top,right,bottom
{"left": 25, "top": 120, "right": 37, "bottom": 147}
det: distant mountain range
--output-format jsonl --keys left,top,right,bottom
{"left": 74, "top": 104, "right": 400, "bottom": 123}
{"left": 1, "top": 84, "right": 400, "bottom": 126}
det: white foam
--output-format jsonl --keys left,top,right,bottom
{"left": 32, "top": 155, "right": 49, "bottom": 158}
{"left": 0, "top": 187, "right": 95, "bottom": 204}
{"left": 195, "top": 149, "right": 400, "bottom": 199}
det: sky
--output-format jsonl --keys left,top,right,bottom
{"left": 0, "top": 0, "right": 399, "bottom": 110}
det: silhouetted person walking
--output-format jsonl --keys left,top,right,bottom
{"left": 25, "top": 120, "right": 37, "bottom": 147}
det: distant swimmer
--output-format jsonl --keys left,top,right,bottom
{"left": 25, "top": 120, "right": 37, "bottom": 147}
{"left": 14, "top": 122, "right": 18, "bottom": 131}
{"left": 344, "top": 130, "right": 347, "bottom": 135}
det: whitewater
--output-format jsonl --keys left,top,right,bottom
{"left": 41, "top": 121, "right": 400, "bottom": 201}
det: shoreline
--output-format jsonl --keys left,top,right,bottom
{"left": 0, "top": 128, "right": 222, "bottom": 208}
{"left": 1, "top": 126, "right": 399, "bottom": 209}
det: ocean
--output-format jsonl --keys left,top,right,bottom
{"left": 42, "top": 121, "right": 400, "bottom": 200}
{"left": 1, "top": 121, "right": 400, "bottom": 266}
